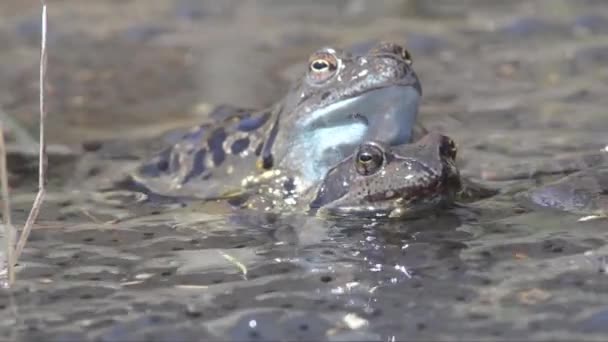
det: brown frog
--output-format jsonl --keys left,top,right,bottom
{"left": 307, "top": 132, "right": 463, "bottom": 218}
{"left": 476, "top": 147, "right": 608, "bottom": 217}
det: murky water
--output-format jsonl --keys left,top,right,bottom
{"left": 1, "top": 0, "right": 608, "bottom": 340}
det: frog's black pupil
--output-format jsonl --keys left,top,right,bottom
{"left": 359, "top": 153, "right": 373, "bottom": 163}
{"left": 355, "top": 145, "right": 384, "bottom": 176}
{"left": 312, "top": 60, "right": 328, "bottom": 71}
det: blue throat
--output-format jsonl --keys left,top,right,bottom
{"left": 284, "top": 122, "right": 367, "bottom": 184}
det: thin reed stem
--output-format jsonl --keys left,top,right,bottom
{"left": 15, "top": 1, "right": 48, "bottom": 261}
{"left": 0, "top": 123, "right": 16, "bottom": 286}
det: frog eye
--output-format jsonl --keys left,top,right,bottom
{"left": 355, "top": 143, "right": 385, "bottom": 176}
{"left": 310, "top": 59, "right": 331, "bottom": 72}
{"left": 440, "top": 136, "right": 457, "bottom": 160}
{"left": 307, "top": 51, "right": 339, "bottom": 83}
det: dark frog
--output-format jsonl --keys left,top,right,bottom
{"left": 308, "top": 132, "right": 463, "bottom": 218}
{"left": 129, "top": 41, "right": 425, "bottom": 200}
{"left": 518, "top": 164, "right": 608, "bottom": 218}
{"left": 475, "top": 144, "right": 608, "bottom": 218}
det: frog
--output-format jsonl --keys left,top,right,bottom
{"left": 473, "top": 146, "right": 608, "bottom": 217}
{"left": 307, "top": 132, "right": 464, "bottom": 218}
{"left": 305, "top": 132, "right": 605, "bottom": 221}
{"left": 517, "top": 164, "right": 608, "bottom": 217}
{"left": 165, "top": 132, "right": 468, "bottom": 220}
{"left": 127, "top": 41, "right": 426, "bottom": 202}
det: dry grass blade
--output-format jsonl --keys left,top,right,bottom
{"left": 15, "top": 1, "right": 48, "bottom": 260}
{"left": 218, "top": 251, "right": 248, "bottom": 280}
{"left": 0, "top": 123, "right": 16, "bottom": 286}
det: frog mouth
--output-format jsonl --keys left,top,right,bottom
{"left": 313, "top": 196, "right": 446, "bottom": 220}
{"left": 298, "top": 85, "right": 422, "bottom": 146}
{"left": 315, "top": 203, "right": 398, "bottom": 219}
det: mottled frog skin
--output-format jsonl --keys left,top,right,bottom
{"left": 479, "top": 148, "right": 608, "bottom": 217}
{"left": 308, "top": 132, "right": 462, "bottom": 218}
{"left": 130, "top": 41, "right": 425, "bottom": 201}
{"left": 518, "top": 162, "right": 608, "bottom": 217}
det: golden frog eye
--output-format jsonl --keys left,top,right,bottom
{"left": 355, "top": 143, "right": 385, "bottom": 176}
{"left": 307, "top": 51, "right": 339, "bottom": 83}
